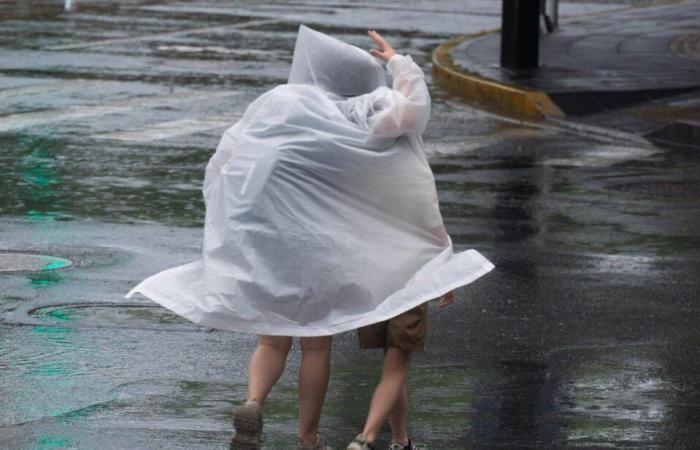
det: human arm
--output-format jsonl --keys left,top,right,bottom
{"left": 352, "top": 30, "right": 431, "bottom": 137}
{"left": 372, "top": 53, "right": 431, "bottom": 136}
{"left": 367, "top": 30, "right": 430, "bottom": 136}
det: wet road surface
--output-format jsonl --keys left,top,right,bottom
{"left": 1, "top": 1, "right": 700, "bottom": 448}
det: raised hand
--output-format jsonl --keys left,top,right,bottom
{"left": 367, "top": 29, "right": 396, "bottom": 63}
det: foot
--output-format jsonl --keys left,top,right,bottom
{"left": 230, "top": 400, "right": 263, "bottom": 450}
{"left": 297, "top": 433, "right": 333, "bottom": 450}
{"left": 388, "top": 439, "right": 417, "bottom": 450}
{"left": 347, "top": 433, "right": 375, "bottom": 450}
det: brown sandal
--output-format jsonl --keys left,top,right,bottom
{"left": 230, "top": 400, "right": 263, "bottom": 450}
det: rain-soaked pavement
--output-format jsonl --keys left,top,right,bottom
{"left": 2, "top": 1, "right": 700, "bottom": 449}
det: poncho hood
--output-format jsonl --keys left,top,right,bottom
{"left": 288, "top": 24, "right": 389, "bottom": 96}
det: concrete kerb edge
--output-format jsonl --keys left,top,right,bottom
{"left": 431, "top": 30, "right": 565, "bottom": 122}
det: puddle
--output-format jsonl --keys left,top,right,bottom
{"left": 108, "top": 378, "right": 243, "bottom": 426}
{"left": 0, "top": 253, "right": 72, "bottom": 273}
{"left": 26, "top": 302, "right": 198, "bottom": 331}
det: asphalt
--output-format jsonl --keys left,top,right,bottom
{"left": 1, "top": 1, "right": 700, "bottom": 449}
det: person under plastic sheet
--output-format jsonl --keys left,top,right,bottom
{"left": 126, "top": 25, "right": 493, "bottom": 449}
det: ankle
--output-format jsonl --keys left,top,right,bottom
{"left": 391, "top": 436, "right": 409, "bottom": 446}
{"left": 297, "top": 432, "right": 318, "bottom": 446}
{"left": 361, "top": 431, "right": 377, "bottom": 445}
{"left": 245, "top": 397, "right": 262, "bottom": 407}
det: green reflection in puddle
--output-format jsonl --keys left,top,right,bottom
{"left": 43, "top": 256, "right": 72, "bottom": 271}
{"left": 28, "top": 271, "right": 65, "bottom": 288}
{"left": 59, "top": 403, "right": 105, "bottom": 422}
{"left": 46, "top": 308, "right": 81, "bottom": 322}
{"left": 407, "top": 364, "right": 495, "bottom": 427}
{"left": 20, "top": 138, "right": 64, "bottom": 216}
{"left": 34, "top": 435, "right": 70, "bottom": 449}
{"left": 29, "top": 361, "right": 72, "bottom": 377}
{"left": 322, "top": 361, "right": 495, "bottom": 443}
{"left": 32, "top": 325, "right": 72, "bottom": 334}
{"left": 32, "top": 324, "right": 73, "bottom": 346}
{"left": 25, "top": 209, "right": 72, "bottom": 221}
{"left": 24, "top": 164, "right": 54, "bottom": 188}
{"left": 255, "top": 384, "right": 298, "bottom": 420}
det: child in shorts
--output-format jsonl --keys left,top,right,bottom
{"left": 346, "top": 290, "right": 454, "bottom": 450}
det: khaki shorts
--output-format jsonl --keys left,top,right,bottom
{"left": 357, "top": 303, "right": 428, "bottom": 352}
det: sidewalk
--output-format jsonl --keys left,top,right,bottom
{"left": 433, "top": 0, "right": 700, "bottom": 137}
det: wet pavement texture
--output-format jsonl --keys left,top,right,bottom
{"left": 2, "top": 1, "right": 700, "bottom": 449}
{"left": 452, "top": 1, "right": 700, "bottom": 116}
{"left": 575, "top": 89, "right": 700, "bottom": 156}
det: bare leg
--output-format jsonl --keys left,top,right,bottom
{"left": 297, "top": 336, "right": 332, "bottom": 445}
{"left": 388, "top": 382, "right": 409, "bottom": 446}
{"left": 361, "top": 348, "right": 412, "bottom": 443}
{"left": 247, "top": 335, "right": 292, "bottom": 406}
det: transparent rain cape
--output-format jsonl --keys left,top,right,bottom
{"left": 125, "top": 25, "right": 494, "bottom": 336}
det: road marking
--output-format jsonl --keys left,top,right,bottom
{"left": 45, "top": 18, "right": 282, "bottom": 51}
{"left": 0, "top": 90, "right": 240, "bottom": 133}
{"left": 91, "top": 116, "right": 239, "bottom": 142}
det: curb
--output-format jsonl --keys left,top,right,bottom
{"left": 432, "top": 32, "right": 565, "bottom": 122}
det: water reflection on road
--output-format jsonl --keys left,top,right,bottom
{"left": 1, "top": 1, "right": 699, "bottom": 448}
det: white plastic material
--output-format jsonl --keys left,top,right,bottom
{"left": 125, "top": 25, "right": 494, "bottom": 336}
{"left": 288, "top": 25, "right": 388, "bottom": 97}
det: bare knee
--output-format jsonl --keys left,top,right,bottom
{"left": 384, "top": 348, "right": 411, "bottom": 373}
{"left": 258, "top": 335, "right": 293, "bottom": 354}
{"left": 300, "top": 336, "right": 332, "bottom": 353}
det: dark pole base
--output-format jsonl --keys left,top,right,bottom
{"left": 501, "top": 0, "right": 541, "bottom": 71}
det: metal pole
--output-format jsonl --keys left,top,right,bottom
{"left": 500, "top": 0, "right": 541, "bottom": 71}
{"left": 547, "top": 0, "right": 559, "bottom": 30}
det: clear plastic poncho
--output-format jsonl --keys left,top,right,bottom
{"left": 125, "top": 25, "right": 494, "bottom": 336}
